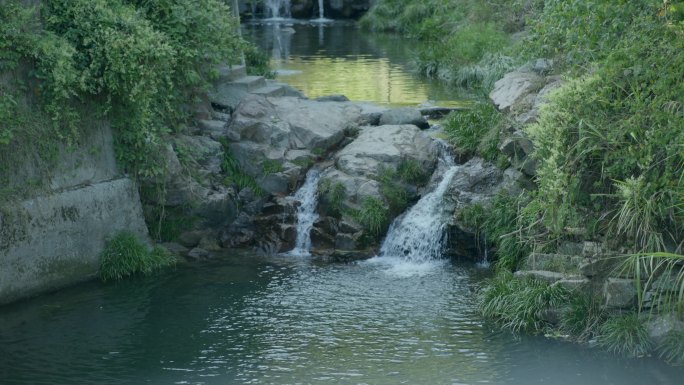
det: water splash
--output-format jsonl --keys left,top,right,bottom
{"left": 379, "top": 156, "right": 459, "bottom": 263}
{"left": 286, "top": 168, "right": 321, "bottom": 257}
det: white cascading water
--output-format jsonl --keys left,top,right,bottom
{"left": 286, "top": 168, "right": 321, "bottom": 257}
{"left": 318, "top": 0, "right": 325, "bottom": 19}
{"left": 265, "top": 0, "right": 291, "bottom": 19}
{"left": 378, "top": 157, "right": 459, "bottom": 264}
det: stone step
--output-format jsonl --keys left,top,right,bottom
{"left": 252, "top": 84, "right": 287, "bottom": 97}
{"left": 523, "top": 253, "right": 583, "bottom": 274}
{"left": 216, "top": 64, "right": 247, "bottom": 82}
{"left": 230, "top": 75, "right": 267, "bottom": 91}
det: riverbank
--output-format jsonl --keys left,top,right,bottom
{"left": 363, "top": 0, "right": 684, "bottom": 363}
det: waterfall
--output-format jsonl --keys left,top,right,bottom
{"left": 265, "top": 0, "right": 291, "bottom": 19}
{"left": 312, "top": 0, "right": 331, "bottom": 22}
{"left": 379, "top": 157, "right": 459, "bottom": 263}
{"left": 286, "top": 169, "right": 321, "bottom": 257}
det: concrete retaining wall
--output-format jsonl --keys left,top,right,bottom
{"left": 0, "top": 178, "right": 149, "bottom": 305}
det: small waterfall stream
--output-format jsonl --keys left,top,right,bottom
{"left": 379, "top": 156, "right": 458, "bottom": 263}
{"left": 286, "top": 168, "right": 321, "bottom": 257}
{"left": 265, "top": 0, "right": 291, "bottom": 19}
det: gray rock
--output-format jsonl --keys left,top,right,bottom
{"left": 553, "top": 278, "right": 590, "bottom": 292}
{"left": 579, "top": 257, "right": 616, "bottom": 278}
{"left": 490, "top": 71, "right": 544, "bottom": 112}
{"left": 187, "top": 247, "right": 210, "bottom": 260}
{"left": 647, "top": 313, "right": 684, "bottom": 344}
{"left": 173, "top": 135, "right": 224, "bottom": 174}
{"left": 198, "top": 119, "right": 228, "bottom": 140}
{"left": 259, "top": 173, "right": 290, "bottom": 195}
{"left": 338, "top": 220, "right": 362, "bottom": 234}
{"left": 335, "top": 233, "right": 358, "bottom": 250}
{"left": 514, "top": 270, "right": 566, "bottom": 284}
{"left": 523, "top": 253, "right": 583, "bottom": 274}
{"left": 379, "top": 108, "right": 430, "bottom": 129}
{"left": 178, "top": 230, "right": 205, "bottom": 248}
{"left": 533, "top": 59, "right": 554, "bottom": 75}
{"left": 603, "top": 278, "right": 636, "bottom": 308}
{"left": 161, "top": 242, "right": 189, "bottom": 257}
{"left": 316, "top": 94, "right": 350, "bottom": 102}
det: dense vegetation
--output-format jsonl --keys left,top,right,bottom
{"left": 365, "top": 0, "right": 684, "bottom": 361}
{"left": 0, "top": 0, "right": 242, "bottom": 179}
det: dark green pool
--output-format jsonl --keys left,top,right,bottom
{"left": 1, "top": 254, "right": 682, "bottom": 385}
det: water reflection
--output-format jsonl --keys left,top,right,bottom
{"left": 243, "top": 21, "right": 471, "bottom": 106}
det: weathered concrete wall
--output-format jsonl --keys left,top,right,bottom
{"left": 0, "top": 178, "right": 149, "bottom": 305}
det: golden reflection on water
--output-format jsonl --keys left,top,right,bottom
{"left": 245, "top": 22, "right": 472, "bottom": 108}
{"left": 277, "top": 56, "right": 445, "bottom": 106}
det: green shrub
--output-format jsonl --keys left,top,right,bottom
{"left": 220, "top": 146, "right": 264, "bottom": 196}
{"left": 99, "top": 231, "right": 175, "bottom": 281}
{"left": 598, "top": 313, "right": 653, "bottom": 357}
{"left": 1, "top": 0, "right": 242, "bottom": 180}
{"left": 479, "top": 272, "right": 569, "bottom": 332}
{"left": 658, "top": 331, "right": 684, "bottom": 366}
{"left": 244, "top": 43, "right": 275, "bottom": 78}
{"left": 444, "top": 103, "right": 501, "bottom": 156}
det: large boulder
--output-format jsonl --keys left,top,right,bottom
{"left": 490, "top": 71, "right": 544, "bottom": 112}
{"left": 323, "top": 124, "right": 437, "bottom": 204}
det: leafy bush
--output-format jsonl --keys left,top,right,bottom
{"left": 1, "top": 0, "right": 242, "bottom": 180}
{"left": 598, "top": 313, "right": 653, "bottom": 357}
{"left": 525, "top": 21, "right": 684, "bottom": 249}
{"left": 479, "top": 272, "right": 569, "bottom": 332}
{"left": 244, "top": 43, "right": 276, "bottom": 78}
{"left": 100, "top": 231, "right": 175, "bottom": 281}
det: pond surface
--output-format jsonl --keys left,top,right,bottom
{"left": 242, "top": 21, "right": 472, "bottom": 107}
{"left": 1, "top": 255, "right": 682, "bottom": 385}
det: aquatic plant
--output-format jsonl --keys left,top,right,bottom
{"left": 99, "top": 232, "right": 175, "bottom": 281}
{"left": 598, "top": 313, "right": 653, "bottom": 357}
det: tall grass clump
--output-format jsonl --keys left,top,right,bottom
{"left": 443, "top": 103, "right": 501, "bottom": 156}
{"left": 351, "top": 197, "right": 390, "bottom": 240}
{"left": 617, "top": 252, "right": 684, "bottom": 315}
{"left": 598, "top": 313, "right": 653, "bottom": 357}
{"left": 479, "top": 272, "right": 569, "bottom": 332}
{"left": 559, "top": 294, "right": 607, "bottom": 341}
{"left": 658, "top": 331, "right": 684, "bottom": 366}
{"left": 100, "top": 231, "right": 175, "bottom": 281}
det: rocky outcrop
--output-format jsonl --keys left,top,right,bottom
{"left": 444, "top": 158, "right": 528, "bottom": 258}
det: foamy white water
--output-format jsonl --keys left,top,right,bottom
{"left": 286, "top": 168, "right": 321, "bottom": 257}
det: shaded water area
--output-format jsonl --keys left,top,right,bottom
{"left": 243, "top": 21, "right": 471, "bottom": 106}
{"left": 1, "top": 255, "right": 683, "bottom": 385}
